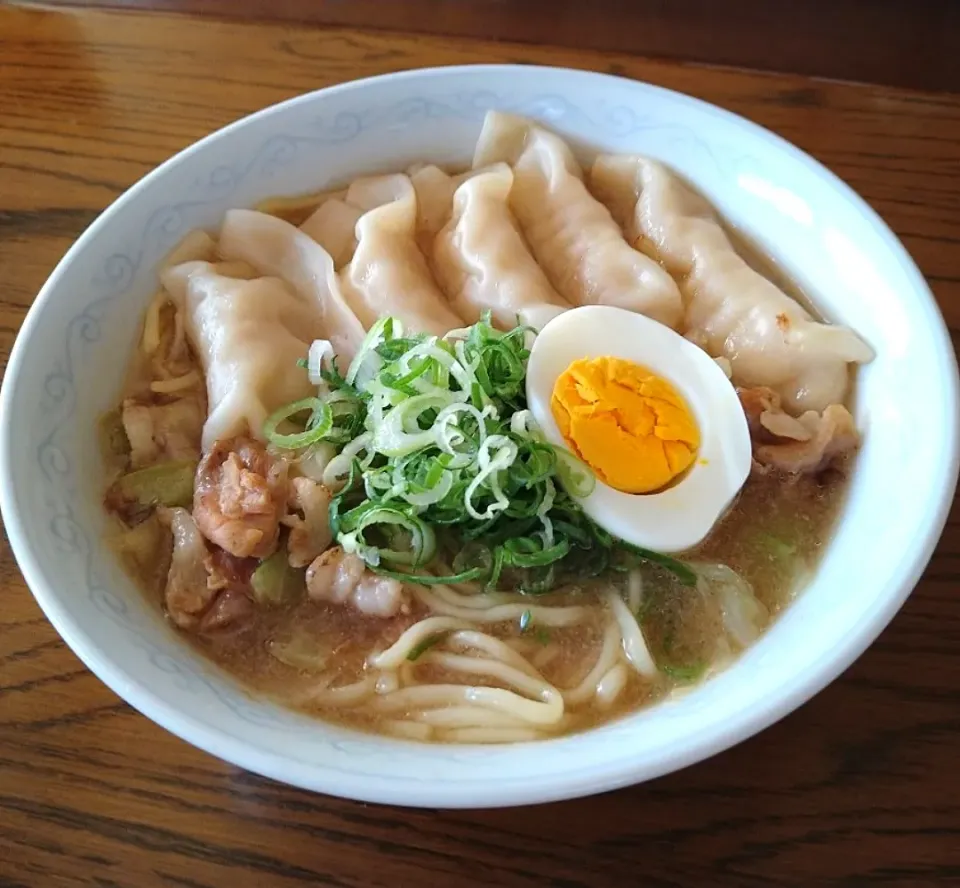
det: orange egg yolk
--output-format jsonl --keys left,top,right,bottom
{"left": 550, "top": 356, "right": 700, "bottom": 494}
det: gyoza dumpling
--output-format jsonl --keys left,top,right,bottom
{"left": 432, "top": 163, "right": 570, "bottom": 329}
{"left": 164, "top": 263, "right": 323, "bottom": 450}
{"left": 590, "top": 155, "right": 874, "bottom": 413}
{"left": 472, "top": 112, "right": 682, "bottom": 328}
{"left": 408, "top": 164, "right": 477, "bottom": 253}
{"left": 299, "top": 168, "right": 460, "bottom": 269}
{"left": 340, "top": 174, "right": 466, "bottom": 336}
{"left": 218, "top": 209, "right": 365, "bottom": 366}
{"left": 299, "top": 198, "right": 362, "bottom": 269}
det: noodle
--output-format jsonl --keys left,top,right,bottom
{"left": 367, "top": 617, "right": 473, "bottom": 669}
{"left": 413, "top": 585, "right": 588, "bottom": 626}
{"left": 298, "top": 675, "right": 378, "bottom": 707}
{"left": 595, "top": 663, "right": 628, "bottom": 708}
{"left": 429, "top": 583, "right": 529, "bottom": 610}
{"left": 416, "top": 651, "right": 555, "bottom": 702}
{"left": 413, "top": 707, "right": 528, "bottom": 728}
{"left": 141, "top": 292, "right": 164, "bottom": 354}
{"left": 382, "top": 720, "right": 434, "bottom": 741}
{"left": 605, "top": 590, "right": 658, "bottom": 678}
{"left": 371, "top": 685, "right": 565, "bottom": 726}
{"left": 561, "top": 618, "right": 621, "bottom": 706}
{"left": 446, "top": 630, "right": 543, "bottom": 677}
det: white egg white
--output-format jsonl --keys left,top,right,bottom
{"left": 525, "top": 305, "right": 752, "bottom": 553}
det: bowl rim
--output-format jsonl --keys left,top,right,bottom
{"left": 2, "top": 63, "right": 958, "bottom": 808}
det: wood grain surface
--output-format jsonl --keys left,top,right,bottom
{"left": 1, "top": 6, "right": 959, "bottom": 886}
{"left": 34, "top": 0, "right": 960, "bottom": 93}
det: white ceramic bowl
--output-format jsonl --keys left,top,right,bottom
{"left": 2, "top": 66, "right": 957, "bottom": 809}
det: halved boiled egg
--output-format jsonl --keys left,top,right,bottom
{"left": 525, "top": 305, "right": 752, "bottom": 553}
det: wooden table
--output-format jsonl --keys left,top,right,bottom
{"left": 1, "top": 6, "right": 958, "bottom": 886}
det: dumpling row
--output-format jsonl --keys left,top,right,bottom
{"left": 159, "top": 110, "right": 872, "bottom": 450}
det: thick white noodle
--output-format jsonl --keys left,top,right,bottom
{"left": 367, "top": 616, "right": 473, "bottom": 669}
{"left": 439, "top": 727, "right": 543, "bottom": 744}
{"left": 141, "top": 291, "right": 164, "bottom": 353}
{"left": 418, "top": 652, "right": 555, "bottom": 702}
{"left": 382, "top": 720, "right": 434, "bottom": 741}
{"left": 412, "top": 707, "right": 528, "bottom": 728}
{"left": 595, "top": 663, "right": 628, "bottom": 708}
{"left": 371, "top": 685, "right": 564, "bottom": 726}
{"left": 604, "top": 590, "right": 658, "bottom": 678}
{"left": 429, "top": 583, "right": 526, "bottom": 610}
{"left": 446, "top": 630, "right": 543, "bottom": 678}
{"left": 414, "top": 585, "right": 587, "bottom": 626}
{"left": 285, "top": 581, "right": 654, "bottom": 739}
{"left": 561, "top": 618, "right": 621, "bottom": 706}
{"left": 368, "top": 684, "right": 471, "bottom": 710}
{"left": 299, "top": 675, "right": 378, "bottom": 707}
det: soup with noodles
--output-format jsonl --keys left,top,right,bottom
{"left": 101, "top": 111, "right": 871, "bottom": 743}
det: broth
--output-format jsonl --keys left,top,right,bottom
{"left": 180, "top": 464, "right": 846, "bottom": 738}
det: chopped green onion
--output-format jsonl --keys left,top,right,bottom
{"left": 346, "top": 316, "right": 401, "bottom": 386}
{"left": 619, "top": 541, "right": 698, "bottom": 587}
{"left": 484, "top": 545, "right": 506, "bottom": 591}
{"left": 553, "top": 446, "right": 596, "bottom": 498}
{"left": 371, "top": 565, "right": 489, "bottom": 586}
{"left": 661, "top": 662, "right": 706, "bottom": 682}
{"left": 328, "top": 458, "right": 362, "bottom": 539}
{"left": 251, "top": 550, "right": 304, "bottom": 607}
{"left": 268, "top": 630, "right": 329, "bottom": 671}
{"left": 502, "top": 537, "right": 570, "bottom": 568}
{"left": 263, "top": 397, "right": 333, "bottom": 449}
{"left": 338, "top": 503, "right": 437, "bottom": 567}
{"left": 519, "top": 609, "right": 532, "bottom": 632}
{"left": 113, "top": 459, "right": 196, "bottom": 508}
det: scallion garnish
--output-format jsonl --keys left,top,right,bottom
{"left": 266, "top": 313, "right": 696, "bottom": 594}
{"left": 661, "top": 662, "right": 706, "bottom": 682}
{"left": 263, "top": 397, "right": 332, "bottom": 450}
